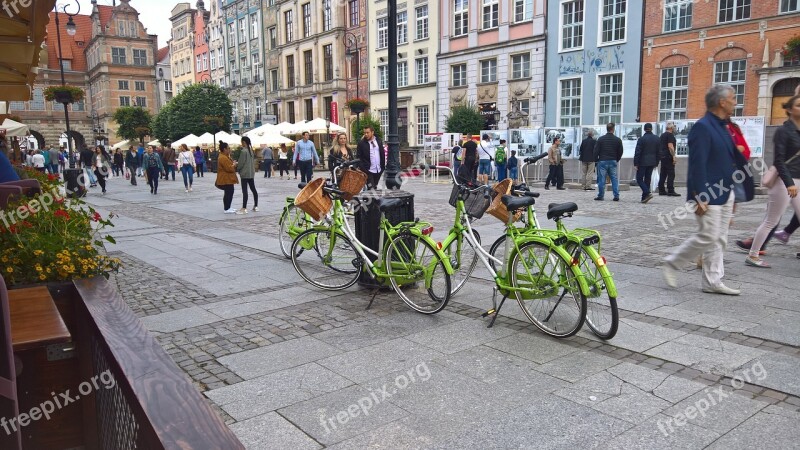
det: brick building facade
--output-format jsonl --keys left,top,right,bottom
{"left": 640, "top": 0, "right": 800, "bottom": 125}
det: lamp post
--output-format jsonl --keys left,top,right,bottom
{"left": 493, "top": 110, "right": 501, "bottom": 130}
{"left": 91, "top": 111, "right": 105, "bottom": 146}
{"left": 54, "top": 1, "right": 82, "bottom": 197}
{"left": 344, "top": 32, "right": 361, "bottom": 132}
{"left": 384, "top": 0, "right": 401, "bottom": 189}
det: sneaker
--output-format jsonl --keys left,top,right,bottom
{"left": 658, "top": 192, "right": 668, "bottom": 196}
{"left": 641, "top": 194, "right": 653, "bottom": 204}
{"left": 252, "top": 206, "right": 259, "bottom": 212}
{"left": 224, "top": 208, "right": 237, "bottom": 214}
{"left": 774, "top": 230, "right": 790, "bottom": 244}
{"left": 735, "top": 240, "right": 766, "bottom": 255}
{"left": 583, "top": 187, "right": 593, "bottom": 191}
{"left": 796, "top": 252, "right": 800, "bottom": 259}
{"left": 189, "top": 187, "right": 192, "bottom": 192}
{"left": 662, "top": 262, "right": 678, "bottom": 288}
{"left": 702, "top": 284, "right": 741, "bottom": 295}
{"left": 745, "top": 256, "right": 770, "bottom": 268}
{"left": 236, "top": 208, "right": 248, "bottom": 215}
{"left": 613, "top": 197, "right": 619, "bottom": 202}
{"left": 556, "top": 187, "right": 566, "bottom": 190}
{"left": 667, "top": 192, "right": 681, "bottom": 197}
{"left": 594, "top": 197, "right": 604, "bottom": 201}
{"left": 544, "top": 185, "right": 550, "bottom": 190}
{"left": 185, "top": 189, "right": 189, "bottom": 193}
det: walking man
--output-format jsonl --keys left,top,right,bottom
{"left": 125, "top": 146, "right": 138, "bottom": 185}
{"left": 634, "top": 123, "right": 660, "bottom": 204}
{"left": 663, "top": 85, "right": 745, "bottom": 295}
{"left": 294, "top": 131, "right": 319, "bottom": 183}
{"left": 162, "top": 145, "right": 177, "bottom": 181}
{"left": 48, "top": 146, "right": 60, "bottom": 174}
{"left": 658, "top": 123, "right": 680, "bottom": 196}
{"left": 579, "top": 130, "right": 596, "bottom": 190}
{"left": 142, "top": 145, "right": 165, "bottom": 194}
{"left": 357, "top": 125, "right": 385, "bottom": 189}
{"left": 594, "top": 123, "right": 623, "bottom": 201}
{"left": 80, "top": 145, "right": 97, "bottom": 187}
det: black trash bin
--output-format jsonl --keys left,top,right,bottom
{"left": 355, "top": 190, "right": 415, "bottom": 288}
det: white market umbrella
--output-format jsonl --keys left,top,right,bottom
{"left": 0, "top": 118, "right": 29, "bottom": 136}
{"left": 273, "top": 121, "right": 295, "bottom": 135}
{"left": 214, "top": 131, "right": 241, "bottom": 145}
{"left": 171, "top": 133, "right": 201, "bottom": 148}
{"left": 248, "top": 131, "right": 294, "bottom": 147}
{"left": 244, "top": 123, "right": 277, "bottom": 137}
{"left": 146, "top": 139, "right": 161, "bottom": 146}
{"left": 196, "top": 132, "right": 216, "bottom": 145}
{"left": 301, "top": 118, "right": 347, "bottom": 134}
{"left": 111, "top": 139, "right": 135, "bottom": 150}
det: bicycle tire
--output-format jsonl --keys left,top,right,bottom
{"left": 510, "top": 240, "right": 586, "bottom": 338}
{"left": 290, "top": 229, "right": 362, "bottom": 290}
{"left": 444, "top": 229, "right": 480, "bottom": 295}
{"left": 279, "top": 203, "right": 308, "bottom": 259}
{"left": 385, "top": 233, "right": 451, "bottom": 314}
{"left": 566, "top": 242, "right": 619, "bottom": 340}
{"left": 488, "top": 235, "right": 506, "bottom": 273}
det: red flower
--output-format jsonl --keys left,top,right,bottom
{"left": 92, "top": 212, "right": 102, "bottom": 222}
{"left": 54, "top": 210, "right": 70, "bottom": 220}
{"left": 20, "top": 221, "right": 32, "bottom": 228}
{"left": 8, "top": 225, "right": 18, "bottom": 234}
{"left": 48, "top": 174, "right": 59, "bottom": 181}
{"left": 55, "top": 197, "right": 64, "bottom": 204}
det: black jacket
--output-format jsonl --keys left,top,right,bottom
{"left": 634, "top": 132, "right": 660, "bottom": 167}
{"left": 578, "top": 137, "right": 596, "bottom": 163}
{"left": 774, "top": 119, "right": 800, "bottom": 187}
{"left": 125, "top": 150, "right": 137, "bottom": 167}
{"left": 356, "top": 136, "right": 385, "bottom": 174}
{"left": 594, "top": 133, "right": 623, "bottom": 162}
{"left": 80, "top": 148, "right": 94, "bottom": 167}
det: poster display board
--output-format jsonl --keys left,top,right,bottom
{"left": 731, "top": 116, "right": 765, "bottom": 158}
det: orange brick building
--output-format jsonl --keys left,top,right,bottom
{"left": 640, "top": 0, "right": 800, "bottom": 125}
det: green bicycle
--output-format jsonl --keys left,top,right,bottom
{"left": 290, "top": 166, "right": 454, "bottom": 314}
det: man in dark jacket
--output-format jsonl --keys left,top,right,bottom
{"left": 460, "top": 134, "right": 478, "bottom": 184}
{"left": 578, "top": 130, "right": 596, "bottom": 190}
{"left": 634, "top": 123, "right": 661, "bottom": 203}
{"left": 124, "top": 146, "right": 138, "bottom": 185}
{"left": 658, "top": 123, "right": 680, "bottom": 196}
{"left": 162, "top": 145, "right": 176, "bottom": 180}
{"left": 356, "top": 126, "right": 385, "bottom": 189}
{"left": 79, "top": 146, "right": 97, "bottom": 187}
{"left": 593, "top": 123, "right": 623, "bottom": 201}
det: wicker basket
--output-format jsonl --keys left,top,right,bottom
{"left": 295, "top": 177, "right": 332, "bottom": 221}
{"left": 486, "top": 179, "right": 522, "bottom": 223}
{"left": 339, "top": 168, "right": 368, "bottom": 200}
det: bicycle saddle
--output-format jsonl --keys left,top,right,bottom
{"left": 378, "top": 198, "right": 404, "bottom": 212}
{"left": 547, "top": 202, "right": 578, "bottom": 220}
{"left": 501, "top": 195, "right": 536, "bottom": 212}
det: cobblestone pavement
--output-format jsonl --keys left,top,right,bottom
{"left": 86, "top": 167, "right": 800, "bottom": 449}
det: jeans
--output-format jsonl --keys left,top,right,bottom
{"left": 496, "top": 164, "right": 507, "bottom": 181}
{"left": 545, "top": 164, "right": 563, "bottom": 188}
{"left": 94, "top": 168, "right": 106, "bottom": 192}
{"left": 279, "top": 160, "right": 289, "bottom": 176}
{"left": 297, "top": 160, "right": 314, "bottom": 183}
{"left": 636, "top": 166, "right": 655, "bottom": 199}
{"left": 453, "top": 159, "right": 461, "bottom": 181}
{"left": 596, "top": 160, "right": 619, "bottom": 199}
{"left": 581, "top": 162, "right": 595, "bottom": 189}
{"left": 50, "top": 163, "right": 59, "bottom": 174}
{"left": 83, "top": 166, "right": 97, "bottom": 185}
{"left": 128, "top": 165, "right": 137, "bottom": 185}
{"left": 263, "top": 160, "right": 272, "bottom": 178}
{"left": 478, "top": 159, "right": 492, "bottom": 175}
{"left": 165, "top": 164, "right": 176, "bottom": 180}
{"left": 181, "top": 164, "right": 194, "bottom": 188}
{"left": 241, "top": 178, "right": 258, "bottom": 208}
{"left": 366, "top": 171, "right": 382, "bottom": 190}
{"left": 658, "top": 158, "right": 676, "bottom": 194}
{"left": 147, "top": 167, "right": 160, "bottom": 193}
{"left": 196, "top": 162, "right": 205, "bottom": 177}
{"left": 750, "top": 178, "right": 800, "bottom": 258}
{"left": 222, "top": 185, "right": 234, "bottom": 210}
{"left": 509, "top": 166, "right": 518, "bottom": 181}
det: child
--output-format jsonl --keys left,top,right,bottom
{"left": 507, "top": 148, "right": 518, "bottom": 182}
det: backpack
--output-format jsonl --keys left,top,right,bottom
{"left": 451, "top": 145, "right": 462, "bottom": 161}
{"left": 495, "top": 147, "right": 506, "bottom": 165}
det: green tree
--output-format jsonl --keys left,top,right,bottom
{"left": 112, "top": 106, "right": 152, "bottom": 144}
{"left": 351, "top": 113, "right": 384, "bottom": 143}
{"left": 445, "top": 102, "right": 484, "bottom": 135}
{"left": 151, "top": 102, "right": 172, "bottom": 146}
{"left": 152, "top": 83, "right": 232, "bottom": 143}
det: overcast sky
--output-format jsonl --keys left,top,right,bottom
{"left": 94, "top": 0, "right": 176, "bottom": 48}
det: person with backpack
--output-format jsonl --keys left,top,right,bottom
{"left": 494, "top": 140, "right": 508, "bottom": 181}
{"left": 142, "top": 145, "right": 165, "bottom": 194}
{"left": 451, "top": 140, "right": 463, "bottom": 181}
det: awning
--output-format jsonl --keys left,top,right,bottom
{"left": 0, "top": 118, "right": 29, "bottom": 136}
{"left": 0, "top": 1, "right": 57, "bottom": 101}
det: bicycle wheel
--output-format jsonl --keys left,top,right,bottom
{"left": 444, "top": 229, "right": 480, "bottom": 295}
{"left": 488, "top": 235, "right": 506, "bottom": 273}
{"left": 510, "top": 240, "right": 586, "bottom": 338}
{"left": 279, "top": 203, "right": 308, "bottom": 259}
{"left": 290, "top": 229, "right": 362, "bottom": 290}
{"left": 566, "top": 242, "right": 619, "bottom": 340}
{"left": 385, "top": 233, "right": 451, "bottom": 314}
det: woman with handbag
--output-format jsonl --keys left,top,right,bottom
{"left": 746, "top": 94, "right": 800, "bottom": 268}
{"left": 215, "top": 142, "right": 238, "bottom": 213}
{"left": 178, "top": 144, "right": 196, "bottom": 192}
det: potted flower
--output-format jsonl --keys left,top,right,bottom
{"left": 0, "top": 168, "right": 120, "bottom": 288}
{"left": 345, "top": 98, "right": 369, "bottom": 114}
{"left": 43, "top": 85, "right": 85, "bottom": 104}
{"left": 782, "top": 35, "right": 800, "bottom": 60}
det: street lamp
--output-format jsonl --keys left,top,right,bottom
{"left": 384, "top": 0, "right": 401, "bottom": 189}
{"left": 344, "top": 32, "right": 361, "bottom": 130}
{"left": 91, "top": 110, "right": 105, "bottom": 146}
{"left": 54, "top": 1, "right": 82, "bottom": 196}
{"left": 326, "top": 117, "right": 331, "bottom": 144}
{"left": 493, "top": 110, "right": 501, "bottom": 130}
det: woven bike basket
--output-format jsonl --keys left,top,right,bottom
{"left": 338, "top": 168, "right": 368, "bottom": 200}
{"left": 295, "top": 177, "right": 332, "bottom": 221}
{"left": 486, "top": 179, "right": 522, "bottom": 223}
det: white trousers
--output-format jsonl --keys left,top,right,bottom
{"left": 666, "top": 194, "right": 735, "bottom": 289}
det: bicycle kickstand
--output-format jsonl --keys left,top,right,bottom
{"left": 365, "top": 289, "right": 380, "bottom": 310}
{"left": 481, "top": 287, "right": 507, "bottom": 328}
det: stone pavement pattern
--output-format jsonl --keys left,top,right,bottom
{"left": 83, "top": 168, "right": 800, "bottom": 449}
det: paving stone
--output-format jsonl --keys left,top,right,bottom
{"left": 218, "top": 336, "right": 341, "bottom": 380}
{"left": 202, "top": 294, "right": 290, "bottom": 320}
{"left": 652, "top": 376, "right": 708, "bottom": 404}
{"left": 645, "top": 334, "right": 767, "bottom": 373}
{"left": 316, "top": 338, "right": 443, "bottom": 384}
{"left": 405, "top": 318, "right": 516, "bottom": 355}
{"left": 229, "top": 409, "right": 324, "bottom": 448}
{"left": 607, "top": 362, "right": 669, "bottom": 392}
{"left": 706, "top": 409, "right": 800, "bottom": 450}
{"left": 646, "top": 306, "right": 733, "bottom": 329}
{"left": 731, "top": 353, "right": 800, "bottom": 397}
{"left": 139, "top": 306, "right": 223, "bottom": 333}
{"left": 536, "top": 351, "right": 621, "bottom": 383}
{"left": 483, "top": 331, "right": 581, "bottom": 364}
{"left": 662, "top": 389, "right": 769, "bottom": 436}
{"left": 602, "top": 413, "right": 721, "bottom": 449}
{"left": 580, "top": 318, "right": 686, "bottom": 353}
{"left": 311, "top": 322, "right": 407, "bottom": 352}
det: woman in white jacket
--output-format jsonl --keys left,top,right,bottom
{"left": 178, "top": 144, "right": 196, "bottom": 192}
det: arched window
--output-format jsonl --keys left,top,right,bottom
{"left": 770, "top": 78, "right": 800, "bottom": 125}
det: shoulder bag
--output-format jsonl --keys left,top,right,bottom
{"left": 762, "top": 150, "right": 800, "bottom": 188}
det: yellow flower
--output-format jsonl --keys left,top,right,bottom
{"left": 38, "top": 274, "right": 46, "bottom": 280}
{"left": 6, "top": 267, "right": 12, "bottom": 273}
{"left": 33, "top": 250, "right": 44, "bottom": 256}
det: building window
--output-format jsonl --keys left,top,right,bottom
{"left": 452, "top": 64, "right": 467, "bottom": 87}
{"left": 255, "top": 98, "right": 262, "bottom": 121}
{"left": 378, "top": 65, "right": 388, "bottom": 89}
{"left": 379, "top": 110, "right": 389, "bottom": 138}
{"left": 416, "top": 106, "right": 429, "bottom": 145}
{"left": 29, "top": 88, "right": 44, "bottom": 110}
{"left": 305, "top": 98, "right": 314, "bottom": 121}
{"left": 228, "top": 23, "right": 235, "bottom": 46}
{"left": 559, "top": 78, "right": 581, "bottom": 126}
{"left": 164, "top": 80, "right": 172, "bottom": 92}
{"left": 454, "top": 0, "right": 468, "bottom": 36}
{"left": 719, "top": 0, "right": 750, "bottom": 22}
{"left": 118, "top": 80, "right": 129, "bottom": 90}
{"left": 511, "top": 53, "right": 531, "bottom": 79}
{"left": 714, "top": 60, "right": 746, "bottom": 116}
{"left": 781, "top": 0, "right": 800, "bottom": 13}
{"left": 378, "top": 17, "right": 388, "bottom": 49}
{"left": 664, "top": 0, "right": 692, "bottom": 32}
{"left": 514, "top": 0, "right": 533, "bottom": 22}
{"left": 285, "top": 11, "right": 294, "bottom": 43}
{"left": 252, "top": 53, "right": 260, "bottom": 81}
{"left": 112, "top": 47, "right": 126, "bottom": 64}
{"left": 323, "top": 45, "right": 333, "bottom": 81}
{"left": 397, "top": 11, "right": 408, "bottom": 44}
{"left": 135, "top": 97, "right": 147, "bottom": 107}
{"left": 197, "top": 55, "right": 202, "bottom": 72}
{"left": 349, "top": 0, "right": 359, "bottom": 26}
{"left": 232, "top": 103, "right": 238, "bottom": 123}
{"left": 416, "top": 57, "right": 428, "bottom": 84}
{"left": 349, "top": 50, "right": 359, "bottom": 77}
{"left": 302, "top": 3, "right": 312, "bottom": 38}
{"left": 120, "top": 96, "right": 131, "bottom": 107}
{"left": 211, "top": 52, "right": 217, "bottom": 70}
{"left": 598, "top": 73, "right": 623, "bottom": 124}
{"left": 202, "top": 52, "right": 208, "bottom": 70}
{"left": 323, "top": 0, "right": 332, "bottom": 31}
{"left": 600, "top": 0, "right": 626, "bottom": 44}
{"left": 133, "top": 49, "right": 147, "bottom": 65}
{"left": 239, "top": 17, "right": 247, "bottom": 42}
{"left": 267, "top": 27, "right": 276, "bottom": 50}
{"left": 135, "top": 81, "right": 145, "bottom": 91}
{"left": 304, "top": 50, "right": 313, "bottom": 85}
{"left": 480, "top": 59, "right": 497, "bottom": 83}
{"left": 71, "top": 99, "right": 85, "bottom": 112}
{"left": 415, "top": 6, "right": 429, "bottom": 41}
{"left": 482, "top": 0, "right": 499, "bottom": 29}
{"left": 658, "top": 66, "right": 689, "bottom": 121}
{"left": 250, "top": 13, "right": 259, "bottom": 39}
{"left": 398, "top": 61, "right": 408, "bottom": 87}
{"left": 518, "top": 99, "right": 530, "bottom": 115}
{"left": 323, "top": 96, "right": 332, "bottom": 120}
{"left": 59, "top": 60, "right": 72, "bottom": 70}
{"left": 117, "top": 20, "right": 126, "bottom": 37}
{"left": 270, "top": 69, "right": 279, "bottom": 91}
{"left": 561, "top": 1, "right": 584, "bottom": 50}
{"left": 243, "top": 99, "right": 250, "bottom": 120}
{"left": 218, "top": 50, "right": 224, "bottom": 68}
{"left": 286, "top": 55, "right": 295, "bottom": 88}
{"left": 288, "top": 101, "right": 296, "bottom": 122}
